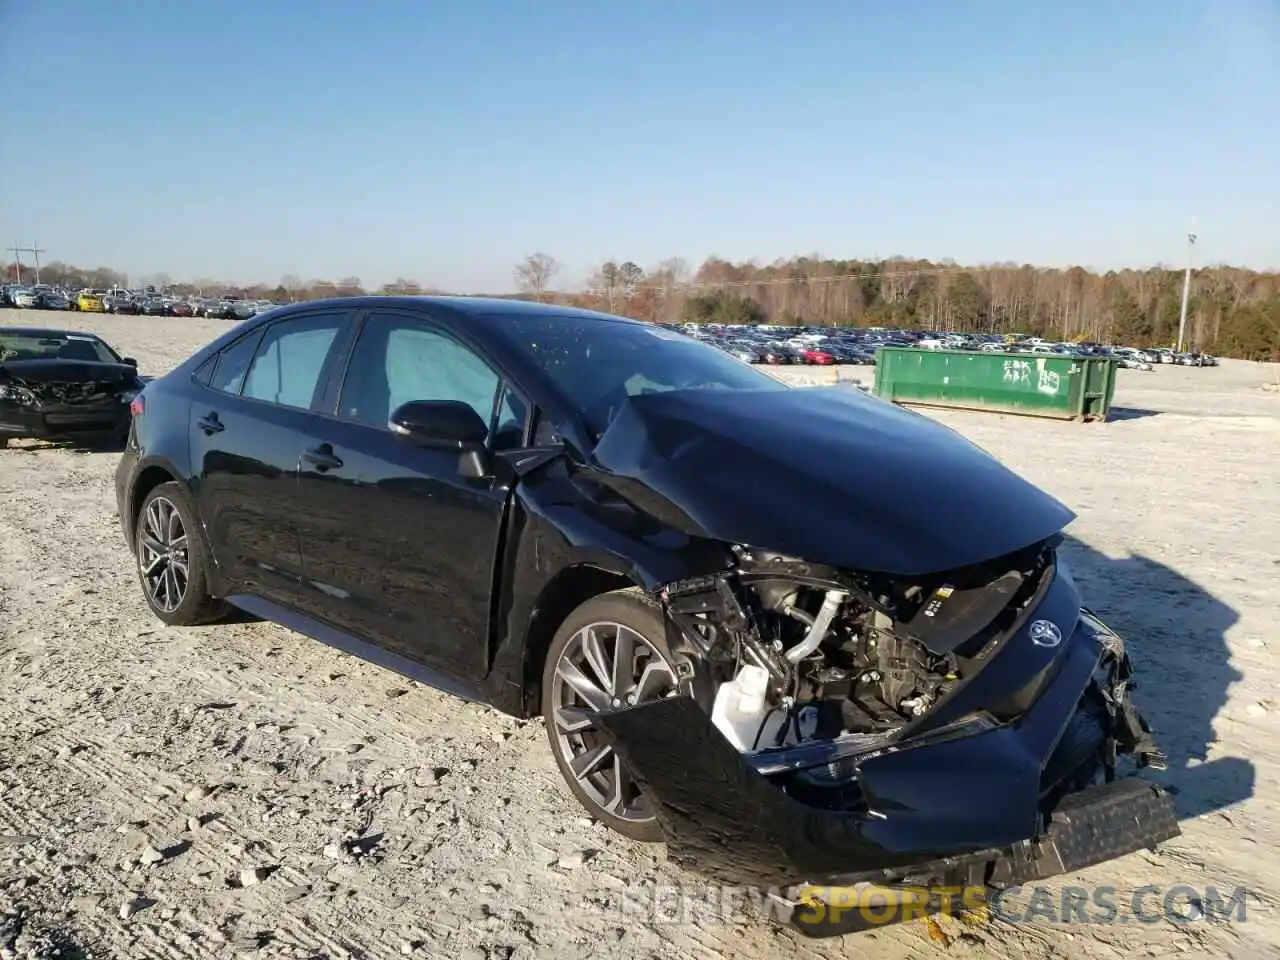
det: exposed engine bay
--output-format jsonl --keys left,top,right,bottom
{"left": 659, "top": 536, "right": 1163, "bottom": 784}
{"left": 1, "top": 375, "right": 126, "bottom": 406}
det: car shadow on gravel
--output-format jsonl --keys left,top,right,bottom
{"left": 221, "top": 605, "right": 265, "bottom": 624}
{"left": 1107, "top": 406, "right": 1163, "bottom": 421}
{"left": 1062, "top": 536, "right": 1255, "bottom": 821}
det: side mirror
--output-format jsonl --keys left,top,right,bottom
{"left": 122, "top": 357, "right": 139, "bottom": 367}
{"left": 388, "top": 400, "right": 491, "bottom": 478}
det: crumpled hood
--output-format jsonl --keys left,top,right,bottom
{"left": 587, "top": 386, "right": 1075, "bottom": 576}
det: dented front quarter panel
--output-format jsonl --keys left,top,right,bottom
{"left": 482, "top": 454, "right": 733, "bottom": 714}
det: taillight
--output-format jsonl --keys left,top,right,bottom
{"left": 129, "top": 394, "right": 145, "bottom": 417}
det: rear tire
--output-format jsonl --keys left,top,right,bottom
{"left": 542, "top": 588, "right": 688, "bottom": 843}
{"left": 134, "top": 482, "right": 228, "bottom": 626}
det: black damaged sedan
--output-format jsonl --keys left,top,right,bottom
{"left": 0, "top": 328, "right": 144, "bottom": 449}
{"left": 114, "top": 297, "right": 1177, "bottom": 936}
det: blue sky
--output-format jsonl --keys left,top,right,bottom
{"left": 2, "top": 0, "right": 1277, "bottom": 291}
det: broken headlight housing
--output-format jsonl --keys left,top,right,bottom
{"left": 0, "top": 384, "right": 36, "bottom": 405}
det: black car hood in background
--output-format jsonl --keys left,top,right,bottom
{"left": 587, "top": 387, "right": 1076, "bottom": 576}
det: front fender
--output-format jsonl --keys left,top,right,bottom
{"left": 483, "top": 459, "right": 733, "bottom": 715}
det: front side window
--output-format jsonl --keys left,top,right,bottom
{"left": 242, "top": 314, "right": 343, "bottom": 409}
{"left": 338, "top": 313, "right": 501, "bottom": 433}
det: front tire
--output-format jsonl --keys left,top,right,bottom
{"left": 542, "top": 588, "right": 687, "bottom": 843}
{"left": 134, "top": 482, "right": 228, "bottom": 626}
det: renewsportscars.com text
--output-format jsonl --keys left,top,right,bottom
{"left": 597, "top": 881, "right": 1251, "bottom": 928}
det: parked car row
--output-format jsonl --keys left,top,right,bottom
{"left": 1, "top": 284, "right": 282, "bottom": 320}
{"left": 2, "top": 284, "right": 71, "bottom": 311}
{"left": 672, "top": 323, "right": 1219, "bottom": 369}
{"left": 189, "top": 297, "right": 281, "bottom": 319}
{"left": 678, "top": 325, "right": 898, "bottom": 366}
{"left": 991, "top": 338, "right": 1217, "bottom": 368}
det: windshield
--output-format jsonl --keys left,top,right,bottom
{"left": 0, "top": 333, "right": 119, "bottom": 364}
{"left": 487, "top": 314, "right": 786, "bottom": 437}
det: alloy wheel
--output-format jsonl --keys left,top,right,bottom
{"left": 137, "top": 496, "right": 189, "bottom": 613}
{"left": 550, "top": 622, "right": 677, "bottom": 824}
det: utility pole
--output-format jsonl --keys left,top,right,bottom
{"left": 1175, "top": 227, "right": 1196, "bottom": 353}
{"left": 31, "top": 240, "right": 44, "bottom": 284}
{"left": 7, "top": 242, "right": 46, "bottom": 284}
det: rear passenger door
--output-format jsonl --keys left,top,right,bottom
{"left": 294, "top": 309, "right": 527, "bottom": 678}
{"left": 190, "top": 309, "right": 355, "bottom": 606}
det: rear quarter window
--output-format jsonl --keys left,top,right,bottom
{"left": 207, "top": 330, "right": 264, "bottom": 396}
{"left": 193, "top": 354, "right": 217, "bottom": 386}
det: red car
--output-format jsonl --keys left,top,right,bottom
{"left": 169, "top": 302, "right": 194, "bottom": 318}
{"left": 803, "top": 348, "right": 834, "bottom": 365}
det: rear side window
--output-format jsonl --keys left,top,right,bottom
{"left": 243, "top": 315, "right": 344, "bottom": 410}
{"left": 208, "top": 332, "right": 262, "bottom": 395}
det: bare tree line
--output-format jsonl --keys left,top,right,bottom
{"left": 7, "top": 253, "right": 1277, "bottom": 360}
{"left": 520, "top": 254, "right": 1280, "bottom": 360}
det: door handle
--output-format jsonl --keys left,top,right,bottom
{"left": 303, "top": 444, "right": 343, "bottom": 472}
{"left": 197, "top": 412, "right": 224, "bottom": 435}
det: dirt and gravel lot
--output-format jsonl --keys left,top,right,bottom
{"left": 1, "top": 309, "right": 1277, "bottom": 960}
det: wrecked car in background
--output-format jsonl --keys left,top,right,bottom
{"left": 0, "top": 327, "right": 144, "bottom": 449}
{"left": 115, "top": 297, "right": 1177, "bottom": 937}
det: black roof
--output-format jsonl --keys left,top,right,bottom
{"left": 271, "top": 295, "right": 637, "bottom": 325}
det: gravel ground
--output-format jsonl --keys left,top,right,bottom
{"left": 1, "top": 309, "right": 1277, "bottom": 960}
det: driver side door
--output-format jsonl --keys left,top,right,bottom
{"left": 294, "top": 309, "right": 528, "bottom": 679}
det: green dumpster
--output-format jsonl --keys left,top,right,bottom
{"left": 872, "top": 347, "right": 1118, "bottom": 422}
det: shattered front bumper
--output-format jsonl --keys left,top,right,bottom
{"left": 593, "top": 603, "right": 1180, "bottom": 936}
{"left": 0, "top": 401, "right": 130, "bottom": 440}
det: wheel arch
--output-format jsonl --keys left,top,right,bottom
{"left": 126, "top": 455, "right": 195, "bottom": 545}
{"left": 517, "top": 563, "right": 638, "bottom": 717}
{"left": 129, "top": 464, "right": 181, "bottom": 539}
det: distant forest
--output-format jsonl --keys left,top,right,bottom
{"left": 7, "top": 253, "right": 1278, "bottom": 361}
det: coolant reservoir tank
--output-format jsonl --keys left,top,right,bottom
{"left": 711, "top": 665, "right": 785, "bottom": 751}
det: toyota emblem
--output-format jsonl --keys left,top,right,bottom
{"left": 1029, "top": 619, "right": 1063, "bottom": 648}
